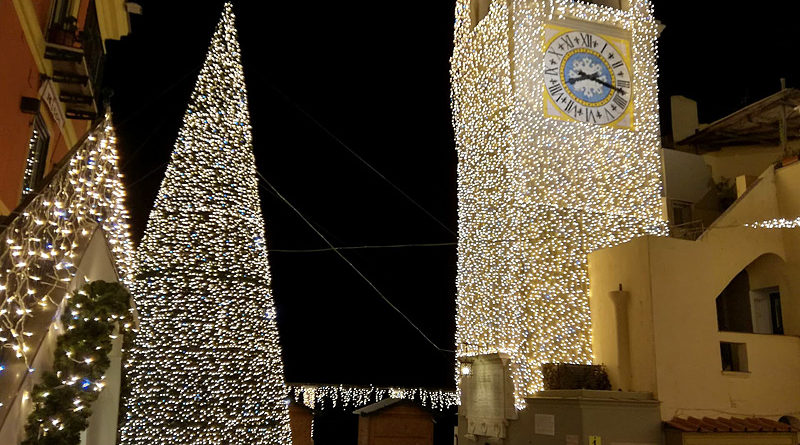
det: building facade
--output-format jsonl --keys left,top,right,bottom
{"left": 453, "top": 0, "right": 800, "bottom": 442}
{"left": 457, "top": 91, "right": 800, "bottom": 445}
{"left": 590, "top": 89, "right": 800, "bottom": 426}
{"left": 0, "top": 1, "right": 137, "bottom": 444}
{"left": 0, "top": 0, "right": 136, "bottom": 215}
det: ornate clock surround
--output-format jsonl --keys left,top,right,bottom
{"left": 542, "top": 21, "right": 634, "bottom": 128}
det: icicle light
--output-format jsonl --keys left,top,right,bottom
{"left": 289, "top": 385, "right": 458, "bottom": 412}
{"left": 0, "top": 112, "right": 135, "bottom": 368}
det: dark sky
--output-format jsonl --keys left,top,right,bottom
{"left": 104, "top": 1, "right": 799, "bottom": 390}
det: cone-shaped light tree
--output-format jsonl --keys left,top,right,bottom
{"left": 120, "top": 4, "right": 291, "bottom": 444}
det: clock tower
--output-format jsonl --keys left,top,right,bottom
{"left": 452, "top": 0, "right": 666, "bottom": 409}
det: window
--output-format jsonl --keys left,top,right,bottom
{"left": 21, "top": 114, "right": 50, "bottom": 198}
{"left": 470, "top": 0, "right": 490, "bottom": 28}
{"left": 716, "top": 271, "right": 752, "bottom": 333}
{"left": 770, "top": 291, "right": 784, "bottom": 334}
{"left": 750, "top": 287, "right": 784, "bottom": 334}
{"left": 48, "top": 0, "right": 74, "bottom": 28}
{"left": 670, "top": 200, "right": 692, "bottom": 225}
{"left": 720, "top": 342, "right": 748, "bottom": 372}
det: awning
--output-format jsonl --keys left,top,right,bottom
{"left": 677, "top": 88, "right": 800, "bottom": 152}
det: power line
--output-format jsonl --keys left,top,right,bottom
{"left": 121, "top": 114, "right": 174, "bottom": 169}
{"left": 127, "top": 161, "right": 168, "bottom": 188}
{"left": 115, "top": 63, "right": 202, "bottom": 128}
{"left": 255, "top": 170, "right": 455, "bottom": 354}
{"left": 271, "top": 242, "right": 455, "bottom": 253}
{"left": 257, "top": 75, "right": 456, "bottom": 239}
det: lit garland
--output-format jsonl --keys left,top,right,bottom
{"left": 119, "top": 3, "right": 291, "bottom": 444}
{"left": 21, "top": 281, "right": 133, "bottom": 445}
{"left": 0, "top": 111, "right": 135, "bottom": 368}
{"left": 451, "top": 0, "right": 666, "bottom": 408}
{"left": 289, "top": 385, "right": 458, "bottom": 411}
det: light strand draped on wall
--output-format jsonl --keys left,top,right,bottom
{"left": 0, "top": 112, "right": 135, "bottom": 369}
{"left": 451, "top": 0, "right": 666, "bottom": 408}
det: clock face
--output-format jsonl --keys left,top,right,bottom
{"left": 543, "top": 30, "right": 631, "bottom": 126}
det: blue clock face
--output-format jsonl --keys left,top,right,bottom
{"left": 543, "top": 30, "right": 631, "bottom": 125}
{"left": 563, "top": 51, "right": 613, "bottom": 104}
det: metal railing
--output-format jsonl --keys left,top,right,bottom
{"left": 669, "top": 219, "right": 705, "bottom": 241}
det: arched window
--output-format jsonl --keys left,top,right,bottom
{"left": 716, "top": 271, "right": 752, "bottom": 333}
{"left": 715, "top": 255, "right": 785, "bottom": 335}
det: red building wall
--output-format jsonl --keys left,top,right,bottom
{"left": 0, "top": 0, "right": 91, "bottom": 213}
{"left": 0, "top": 0, "right": 42, "bottom": 211}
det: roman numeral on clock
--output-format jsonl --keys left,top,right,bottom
{"left": 612, "top": 94, "right": 628, "bottom": 109}
{"left": 547, "top": 50, "right": 563, "bottom": 57}
{"left": 545, "top": 67, "right": 558, "bottom": 77}
{"left": 611, "top": 61, "right": 624, "bottom": 69}
{"left": 559, "top": 35, "right": 575, "bottom": 49}
{"left": 564, "top": 100, "right": 576, "bottom": 114}
{"left": 548, "top": 83, "right": 563, "bottom": 96}
{"left": 616, "top": 79, "right": 630, "bottom": 89}
{"left": 580, "top": 33, "right": 593, "bottom": 48}
{"left": 585, "top": 109, "right": 597, "bottom": 123}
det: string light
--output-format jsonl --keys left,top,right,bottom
{"left": 119, "top": 4, "right": 291, "bottom": 444}
{"left": 746, "top": 217, "right": 800, "bottom": 229}
{"left": 451, "top": 0, "right": 666, "bottom": 408}
{"left": 21, "top": 126, "right": 45, "bottom": 197}
{"left": 0, "top": 112, "right": 135, "bottom": 369}
{"left": 289, "top": 385, "right": 458, "bottom": 411}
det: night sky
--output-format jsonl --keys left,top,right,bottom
{"left": 103, "top": 1, "right": 800, "bottom": 390}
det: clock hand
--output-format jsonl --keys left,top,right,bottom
{"left": 567, "top": 71, "right": 626, "bottom": 95}
{"left": 567, "top": 71, "right": 599, "bottom": 84}
{"left": 588, "top": 77, "right": 626, "bottom": 95}
{"left": 567, "top": 75, "right": 590, "bottom": 84}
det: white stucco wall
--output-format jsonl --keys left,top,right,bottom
{"left": 663, "top": 148, "right": 712, "bottom": 204}
{"left": 703, "top": 145, "right": 784, "bottom": 184}
{"left": 589, "top": 163, "right": 800, "bottom": 420}
{"left": 670, "top": 96, "right": 699, "bottom": 143}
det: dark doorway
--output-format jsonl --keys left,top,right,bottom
{"left": 716, "top": 271, "right": 753, "bottom": 332}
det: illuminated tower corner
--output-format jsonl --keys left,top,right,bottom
{"left": 119, "top": 3, "right": 291, "bottom": 444}
{"left": 451, "top": 0, "right": 666, "bottom": 409}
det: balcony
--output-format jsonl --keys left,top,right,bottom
{"left": 43, "top": 7, "right": 104, "bottom": 121}
{"left": 669, "top": 219, "right": 705, "bottom": 241}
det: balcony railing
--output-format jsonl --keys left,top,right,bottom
{"left": 669, "top": 220, "right": 705, "bottom": 241}
{"left": 43, "top": 3, "right": 104, "bottom": 120}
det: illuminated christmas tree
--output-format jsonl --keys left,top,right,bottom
{"left": 119, "top": 4, "right": 292, "bottom": 444}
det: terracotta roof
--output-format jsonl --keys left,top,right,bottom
{"left": 666, "top": 416, "right": 795, "bottom": 433}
